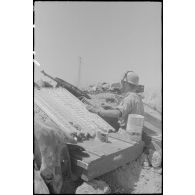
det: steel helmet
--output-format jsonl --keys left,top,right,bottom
{"left": 121, "top": 71, "right": 139, "bottom": 86}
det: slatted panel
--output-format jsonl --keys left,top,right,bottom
{"left": 52, "top": 88, "right": 97, "bottom": 132}
{"left": 78, "top": 138, "right": 135, "bottom": 157}
{"left": 35, "top": 88, "right": 115, "bottom": 137}
{"left": 53, "top": 88, "right": 115, "bottom": 132}
{"left": 144, "top": 104, "right": 162, "bottom": 129}
{"left": 80, "top": 97, "right": 117, "bottom": 132}
{"left": 34, "top": 102, "right": 61, "bottom": 129}
{"left": 35, "top": 92, "right": 78, "bottom": 143}
{"left": 36, "top": 90, "right": 91, "bottom": 134}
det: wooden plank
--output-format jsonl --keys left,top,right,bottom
{"left": 109, "top": 132, "right": 137, "bottom": 145}
{"left": 77, "top": 132, "right": 137, "bottom": 158}
{"left": 144, "top": 121, "right": 161, "bottom": 135}
{"left": 34, "top": 94, "right": 77, "bottom": 139}
{"left": 36, "top": 88, "right": 115, "bottom": 137}
{"left": 81, "top": 141, "right": 144, "bottom": 181}
{"left": 142, "top": 124, "right": 162, "bottom": 149}
{"left": 142, "top": 104, "right": 162, "bottom": 150}
{"left": 92, "top": 137, "right": 135, "bottom": 156}
{"left": 77, "top": 140, "right": 108, "bottom": 157}
{"left": 144, "top": 103, "right": 161, "bottom": 119}
{"left": 144, "top": 105, "right": 162, "bottom": 130}
{"left": 67, "top": 143, "right": 100, "bottom": 166}
{"left": 68, "top": 135, "right": 144, "bottom": 181}
{"left": 82, "top": 138, "right": 134, "bottom": 157}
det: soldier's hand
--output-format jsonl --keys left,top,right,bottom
{"left": 101, "top": 103, "right": 113, "bottom": 110}
{"left": 86, "top": 105, "right": 100, "bottom": 114}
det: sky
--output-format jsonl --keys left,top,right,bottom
{"left": 34, "top": 1, "right": 162, "bottom": 90}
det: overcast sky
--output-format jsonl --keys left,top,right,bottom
{"left": 34, "top": 1, "right": 161, "bottom": 90}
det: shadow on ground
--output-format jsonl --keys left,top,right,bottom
{"left": 98, "top": 155, "right": 143, "bottom": 193}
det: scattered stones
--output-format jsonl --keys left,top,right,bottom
{"left": 99, "top": 152, "right": 162, "bottom": 193}
{"left": 148, "top": 149, "right": 162, "bottom": 168}
{"left": 75, "top": 179, "right": 111, "bottom": 194}
{"left": 143, "top": 160, "right": 150, "bottom": 168}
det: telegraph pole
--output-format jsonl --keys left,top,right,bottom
{"left": 77, "top": 56, "right": 82, "bottom": 88}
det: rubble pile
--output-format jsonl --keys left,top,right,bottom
{"left": 69, "top": 121, "right": 95, "bottom": 142}
{"left": 83, "top": 82, "right": 121, "bottom": 94}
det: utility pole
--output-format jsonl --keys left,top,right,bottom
{"left": 77, "top": 56, "right": 82, "bottom": 88}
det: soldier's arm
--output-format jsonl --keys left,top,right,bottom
{"left": 101, "top": 103, "right": 116, "bottom": 110}
{"left": 115, "top": 96, "right": 133, "bottom": 118}
{"left": 87, "top": 105, "right": 121, "bottom": 118}
{"left": 98, "top": 108, "right": 121, "bottom": 118}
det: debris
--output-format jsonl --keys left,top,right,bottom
{"left": 68, "top": 121, "right": 95, "bottom": 142}
{"left": 102, "top": 83, "right": 110, "bottom": 91}
{"left": 138, "top": 152, "right": 150, "bottom": 168}
{"left": 111, "top": 82, "right": 121, "bottom": 90}
{"left": 148, "top": 149, "right": 162, "bottom": 168}
{"left": 75, "top": 179, "right": 111, "bottom": 194}
{"left": 99, "top": 152, "right": 162, "bottom": 193}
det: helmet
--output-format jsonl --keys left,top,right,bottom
{"left": 121, "top": 71, "right": 139, "bottom": 86}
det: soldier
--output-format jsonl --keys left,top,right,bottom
{"left": 87, "top": 71, "right": 144, "bottom": 132}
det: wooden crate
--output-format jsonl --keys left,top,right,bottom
{"left": 68, "top": 133, "right": 144, "bottom": 181}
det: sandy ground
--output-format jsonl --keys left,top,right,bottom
{"left": 99, "top": 153, "right": 162, "bottom": 194}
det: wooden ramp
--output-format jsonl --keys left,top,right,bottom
{"left": 34, "top": 88, "right": 144, "bottom": 181}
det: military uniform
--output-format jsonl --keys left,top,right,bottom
{"left": 116, "top": 92, "right": 144, "bottom": 130}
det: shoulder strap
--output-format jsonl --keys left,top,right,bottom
{"left": 121, "top": 70, "right": 134, "bottom": 82}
